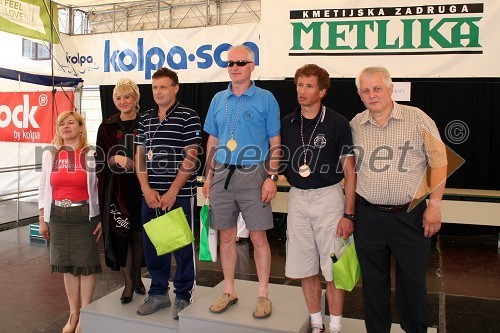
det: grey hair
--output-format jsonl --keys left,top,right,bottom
{"left": 355, "top": 66, "right": 392, "bottom": 91}
{"left": 228, "top": 44, "right": 255, "bottom": 62}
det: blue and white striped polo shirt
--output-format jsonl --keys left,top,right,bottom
{"left": 135, "top": 102, "right": 201, "bottom": 197}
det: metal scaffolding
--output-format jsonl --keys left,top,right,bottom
{"left": 57, "top": 0, "right": 260, "bottom": 35}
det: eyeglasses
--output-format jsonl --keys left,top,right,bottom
{"left": 226, "top": 60, "right": 253, "bottom": 67}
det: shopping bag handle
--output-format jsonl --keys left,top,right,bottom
{"left": 204, "top": 198, "right": 209, "bottom": 206}
{"left": 341, "top": 235, "right": 354, "bottom": 246}
{"left": 155, "top": 208, "right": 163, "bottom": 217}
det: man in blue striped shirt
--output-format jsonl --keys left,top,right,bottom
{"left": 134, "top": 67, "right": 201, "bottom": 319}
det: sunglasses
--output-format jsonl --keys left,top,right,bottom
{"left": 226, "top": 60, "right": 253, "bottom": 67}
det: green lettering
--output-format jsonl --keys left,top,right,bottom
{"left": 401, "top": 19, "right": 416, "bottom": 49}
{"left": 419, "top": 18, "right": 453, "bottom": 48}
{"left": 291, "top": 22, "right": 323, "bottom": 50}
{"left": 450, "top": 17, "right": 481, "bottom": 47}
{"left": 375, "top": 20, "right": 400, "bottom": 49}
{"left": 349, "top": 21, "right": 373, "bottom": 50}
{"left": 325, "top": 22, "right": 351, "bottom": 50}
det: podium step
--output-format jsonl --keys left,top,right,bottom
{"left": 179, "top": 279, "right": 316, "bottom": 333}
{"left": 80, "top": 278, "right": 210, "bottom": 333}
{"left": 81, "top": 277, "right": 437, "bottom": 333}
{"left": 324, "top": 316, "right": 438, "bottom": 333}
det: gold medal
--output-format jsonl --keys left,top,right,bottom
{"left": 147, "top": 150, "right": 153, "bottom": 160}
{"left": 226, "top": 139, "right": 238, "bottom": 151}
{"left": 299, "top": 164, "right": 311, "bottom": 177}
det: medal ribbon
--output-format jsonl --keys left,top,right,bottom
{"left": 225, "top": 96, "right": 248, "bottom": 143}
{"left": 300, "top": 105, "right": 324, "bottom": 166}
{"left": 147, "top": 102, "right": 178, "bottom": 158}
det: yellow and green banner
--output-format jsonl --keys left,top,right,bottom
{"left": 0, "top": 0, "right": 59, "bottom": 44}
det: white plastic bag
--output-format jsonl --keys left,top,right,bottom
{"left": 236, "top": 212, "right": 249, "bottom": 239}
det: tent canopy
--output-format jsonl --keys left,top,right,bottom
{"left": 55, "top": 0, "right": 144, "bottom": 6}
{"left": 0, "top": 56, "right": 83, "bottom": 87}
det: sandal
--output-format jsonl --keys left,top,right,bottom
{"left": 62, "top": 312, "right": 79, "bottom": 333}
{"left": 253, "top": 297, "right": 272, "bottom": 318}
{"left": 209, "top": 293, "right": 238, "bottom": 313}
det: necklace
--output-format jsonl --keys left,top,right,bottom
{"left": 225, "top": 96, "right": 248, "bottom": 151}
{"left": 299, "top": 105, "right": 324, "bottom": 177}
{"left": 147, "top": 103, "right": 178, "bottom": 160}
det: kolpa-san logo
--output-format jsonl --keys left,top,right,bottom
{"left": 103, "top": 39, "right": 259, "bottom": 79}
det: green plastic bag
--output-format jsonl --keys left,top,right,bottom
{"left": 199, "top": 200, "right": 217, "bottom": 262}
{"left": 333, "top": 236, "right": 361, "bottom": 291}
{"left": 143, "top": 207, "right": 194, "bottom": 256}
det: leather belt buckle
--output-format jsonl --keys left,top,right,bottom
{"left": 60, "top": 199, "right": 72, "bottom": 207}
{"left": 377, "top": 205, "right": 392, "bottom": 212}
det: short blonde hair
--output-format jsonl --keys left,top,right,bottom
{"left": 52, "top": 111, "right": 88, "bottom": 151}
{"left": 113, "top": 78, "right": 140, "bottom": 112}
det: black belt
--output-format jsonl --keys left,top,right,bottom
{"left": 222, "top": 164, "right": 246, "bottom": 190}
{"left": 356, "top": 194, "right": 410, "bottom": 213}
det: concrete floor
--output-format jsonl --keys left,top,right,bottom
{"left": 0, "top": 206, "right": 499, "bottom": 333}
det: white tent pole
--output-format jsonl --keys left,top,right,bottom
{"left": 16, "top": 142, "right": 20, "bottom": 227}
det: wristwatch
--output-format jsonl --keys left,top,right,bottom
{"left": 266, "top": 174, "right": 279, "bottom": 182}
{"left": 343, "top": 212, "right": 356, "bottom": 222}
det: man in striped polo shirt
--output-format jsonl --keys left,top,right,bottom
{"left": 134, "top": 67, "right": 201, "bottom": 319}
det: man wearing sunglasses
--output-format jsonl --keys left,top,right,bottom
{"left": 203, "top": 44, "right": 281, "bottom": 318}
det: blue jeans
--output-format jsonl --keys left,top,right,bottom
{"left": 141, "top": 196, "right": 196, "bottom": 301}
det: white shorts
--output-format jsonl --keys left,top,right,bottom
{"left": 285, "top": 183, "right": 345, "bottom": 281}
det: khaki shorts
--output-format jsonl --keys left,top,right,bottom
{"left": 209, "top": 162, "right": 273, "bottom": 231}
{"left": 285, "top": 183, "right": 345, "bottom": 281}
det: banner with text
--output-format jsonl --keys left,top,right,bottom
{"left": 0, "top": 0, "right": 59, "bottom": 43}
{"left": 0, "top": 91, "right": 73, "bottom": 143}
{"left": 260, "top": 0, "right": 500, "bottom": 78}
{"left": 54, "top": 23, "right": 260, "bottom": 85}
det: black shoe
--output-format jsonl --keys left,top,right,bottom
{"left": 121, "top": 289, "right": 134, "bottom": 304}
{"left": 135, "top": 286, "right": 146, "bottom": 295}
{"left": 121, "top": 295, "right": 133, "bottom": 304}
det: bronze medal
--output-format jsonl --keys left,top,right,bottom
{"left": 299, "top": 164, "right": 311, "bottom": 177}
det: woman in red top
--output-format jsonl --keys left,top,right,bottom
{"left": 38, "top": 111, "right": 102, "bottom": 333}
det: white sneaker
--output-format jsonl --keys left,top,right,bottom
{"left": 310, "top": 324, "right": 325, "bottom": 333}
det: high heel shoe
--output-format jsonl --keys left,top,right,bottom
{"left": 134, "top": 285, "right": 146, "bottom": 295}
{"left": 120, "top": 293, "right": 133, "bottom": 304}
{"left": 121, "top": 286, "right": 134, "bottom": 304}
{"left": 134, "top": 278, "right": 146, "bottom": 295}
{"left": 62, "top": 313, "right": 79, "bottom": 333}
